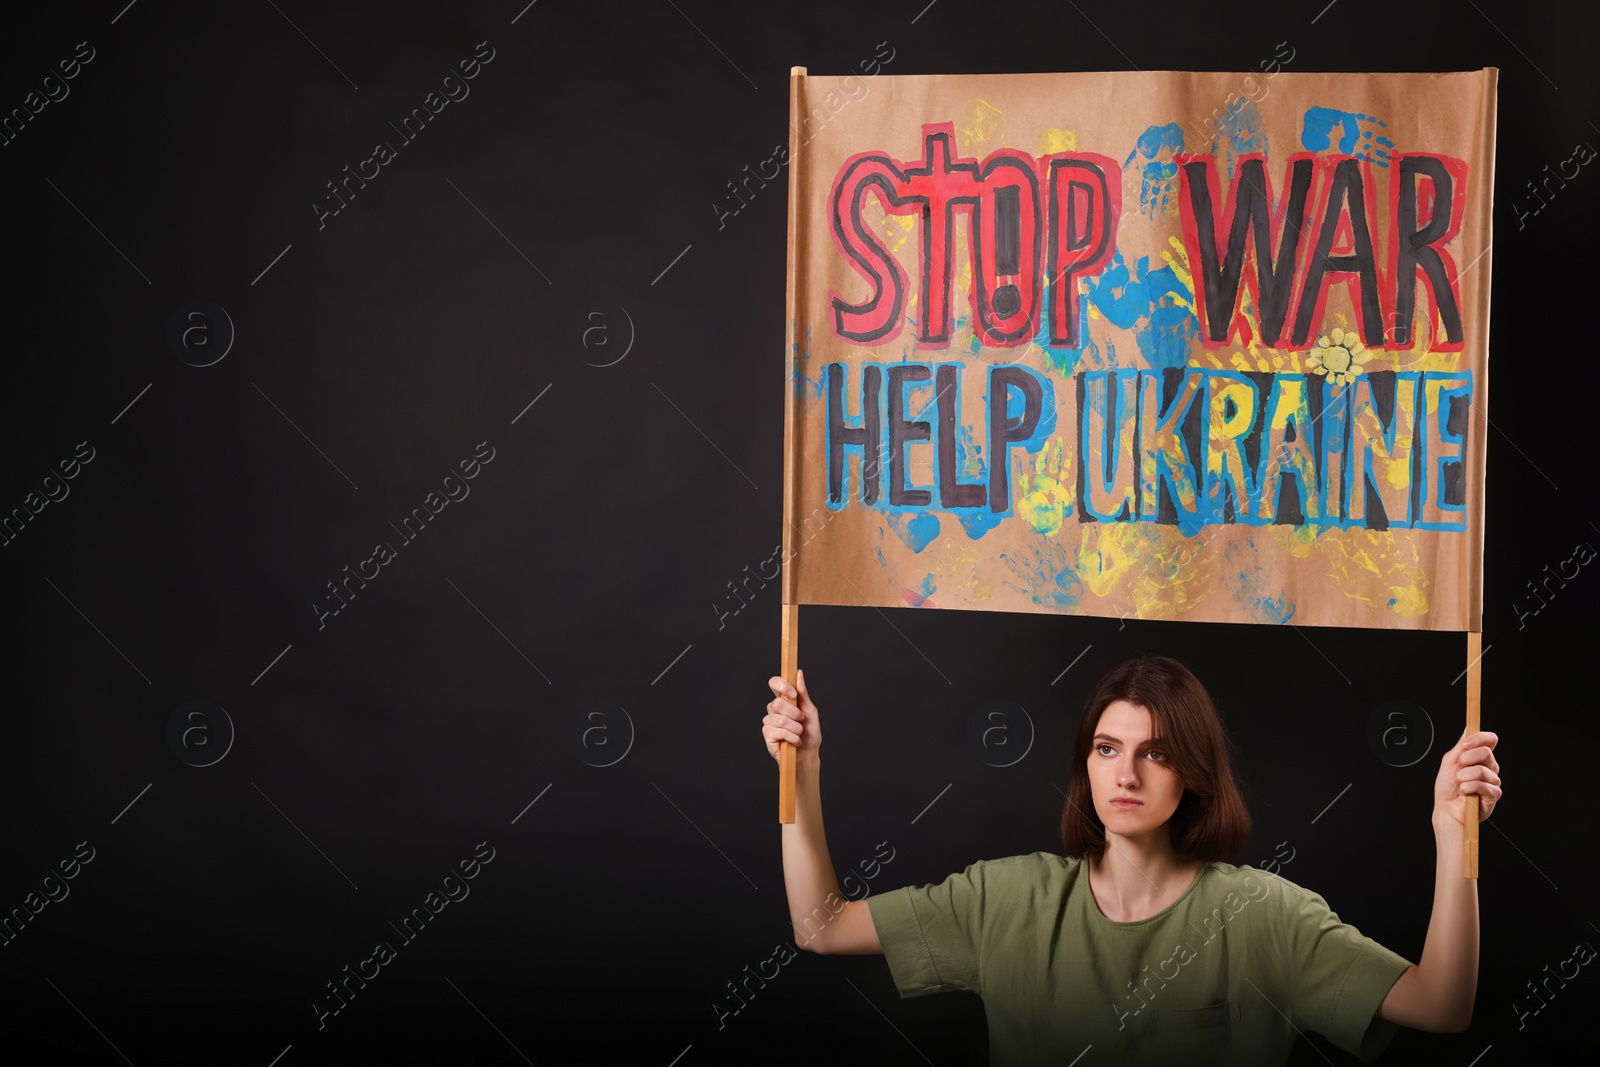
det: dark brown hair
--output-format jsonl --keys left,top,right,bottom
{"left": 1059, "top": 655, "right": 1251, "bottom": 862}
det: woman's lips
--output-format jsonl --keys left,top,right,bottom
{"left": 1110, "top": 798, "right": 1142, "bottom": 807}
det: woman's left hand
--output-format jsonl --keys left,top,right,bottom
{"left": 1433, "top": 730, "right": 1501, "bottom": 829}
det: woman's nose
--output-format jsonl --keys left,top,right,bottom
{"left": 1117, "top": 757, "right": 1139, "bottom": 786}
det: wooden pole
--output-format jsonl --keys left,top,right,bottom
{"left": 1464, "top": 631, "right": 1482, "bottom": 879}
{"left": 779, "top": 602, "right": 799, "bottom": 823}
{"left": 777, "top": 67, "right": 806, "bottom": 826}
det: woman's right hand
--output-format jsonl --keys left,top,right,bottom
{"left": 763, "top": 668, "right": 821, "bottom": 762}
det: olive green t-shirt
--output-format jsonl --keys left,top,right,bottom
{"left": 864, "top": 852, "right": 1412, "bottom": 1066}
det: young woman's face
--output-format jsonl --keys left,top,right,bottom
{"left": 1089, "top": 700, "right": 1186, "bottom": 843}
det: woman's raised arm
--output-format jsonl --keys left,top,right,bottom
{"left": 762, "top": 669, "right": 883, "bottom": 955}
{"left": 1377, "top": 730, "right": 1502, "bottom": 1031}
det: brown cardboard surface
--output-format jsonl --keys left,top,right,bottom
{"left": 782, "top": 69, "right": 1494, "bottom": 631}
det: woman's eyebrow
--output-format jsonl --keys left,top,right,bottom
{"left": 1093, "top": 733, "right": 1164, "bottom": 748}
{"left": 1094, "top": 733, "right": 1154, "bottom": 746}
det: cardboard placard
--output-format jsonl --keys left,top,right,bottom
{"left": 782, "top": 68, "right": 1496, "bottom": 631}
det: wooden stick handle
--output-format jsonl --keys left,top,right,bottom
{"left": 1464, "top": 631, "right": 1482, "bottom": 879}
{"left": 777, "top": 66, "right": 806, "bottom": 826}
{"left": 779, "top": 602, "right": 799, "bottom": 823}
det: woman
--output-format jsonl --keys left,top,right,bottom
{"left": 761, "top": 655, "right": 1502, "bottom": 1066}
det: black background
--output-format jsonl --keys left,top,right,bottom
{"left": 1, "top": 1, "right": 1594, "bottom": 1065}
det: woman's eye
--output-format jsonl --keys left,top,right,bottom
{"left": 1095, "top": 743, "right": 1115, "bottom": 756}
{"left": 1146, "top": 751, "right": 1167, "bottom": 761}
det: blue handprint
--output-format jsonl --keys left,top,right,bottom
{"left": 1124, "top": 123, "right": 1185, "bottom": 217}
{"left": 1211, "top": 98, "right": 1269, "bottom": 178}
{"left": 1301, "top": 106, "right": 1394, "bottom": 167}
{"left": 1087, "top": 250, "right": 1197, "bottom": 370}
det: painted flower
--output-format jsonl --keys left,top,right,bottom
{"left": 1306, "top": 328, "right": 1371, "bottom": 386}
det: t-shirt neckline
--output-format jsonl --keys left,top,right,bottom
{"left": 1081, "top": 856, "right": 1213, "bottom": 928}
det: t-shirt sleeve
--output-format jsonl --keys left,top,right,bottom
{"left": 1278, "top": 878, "right": 1415, "bottom": 1061}
{"left": 863, "top": 860, "right": 990, "bottom": 997}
